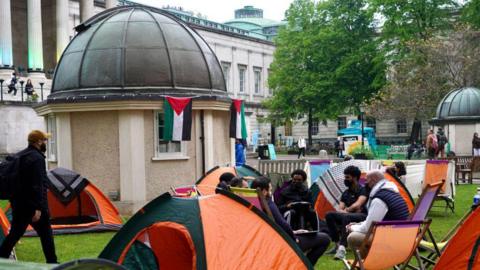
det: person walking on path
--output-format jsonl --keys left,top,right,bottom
{"left": 473, "top": 132, "right": 480, "bottom": 157}
{"left": 0, "top": 130, "right": 58, "bottom": 263}
{"left": 7, "top": 72, "right": 18, "bottom": 96}
{"left": 298, "top": 137, "right": 306, "bottom": 159}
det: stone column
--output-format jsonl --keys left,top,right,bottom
{"left": 56, "top": 0, "right": 70, "bottom": 61}
{"left": 203, "top": 110, "right": 215, "bottom": 171}
{"left": 56, "top": 113, "right": 73, "bottom": 169}
{"left": 0, "top": 0, "right": 14, "bottom": 72}
{"left": 118, "top": 110, "right": 147, "bottom": 213}
{"left": 80, "top": 0, "right": 94, "bottom": 23}
{"left": 27, "top": 0, "right": 45, "bottom": 74}
{"left": 105, "top": 0, "right": 118, "bottom": 9}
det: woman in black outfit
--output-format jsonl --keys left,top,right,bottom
{"left": 251, "top": 177, "right": 331, "bottom": 266}
{"left": 25, "top": 79, "right": 34, "bottom": 96}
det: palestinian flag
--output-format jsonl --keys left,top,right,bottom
{"left": 230, "top": 99, "right": 247, "bottom": 139}
{"left": 162, "top": 97, "right": 192, "bottom": 141}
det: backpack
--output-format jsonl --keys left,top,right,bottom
{"left": 0, "top": 154, "right": 23, "bottom": 200}
{"left": 431, "top": 135, "right": 438, "bottom": 150}
{"left": 438, "top": 134, "right": 447, "bottom": 147}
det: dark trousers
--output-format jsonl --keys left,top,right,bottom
{"left": 427, "top": 148, "right": 436, "bottom": 160}
{"left": 297, "top": 232, "right": 331, "bottom": 265}
{"left": 0, "top": 206, "right": 57, "bottom": 263}
{"left": 7, "top": 85, "right": 17, "bottom": 95}
{"left": 298, "top": 147, "right": 306, "bottom": 159}
{"left": 325, "top": 211, "right": 367, "bottom": 246}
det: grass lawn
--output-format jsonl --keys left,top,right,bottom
{"left": 8, "top": 185, "right": 480, "bottom": 269}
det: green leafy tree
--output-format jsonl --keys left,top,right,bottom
{"left": 266, "top": 0, "right": 385, "bottom": 145}
{"left": 369, "top": 0, "right": 458, "bottom": 60}
{"left": 462, "top": 0, "right": 480, "bottom": 28}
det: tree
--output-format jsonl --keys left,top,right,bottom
{"left": 370, "top": 0, "right": 458, "bottom": 60}
{"left": 368, "top": 25, "right": 480, "bottom": 121}
{"left": 266, "top": 0, "right": 385, "bottom": 145}
{"left": 463, "top": 0, "right": 480, "bottom": 28}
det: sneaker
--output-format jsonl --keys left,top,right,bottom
{"left": 334, "top": 245, "right": 346, "bottom": 260}
{"left": 326, "top": 246, "right": 337, "bottom": 255}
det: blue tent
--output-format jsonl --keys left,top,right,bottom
{"left": 337, "top": 120, "right": 377, "bottom": 150}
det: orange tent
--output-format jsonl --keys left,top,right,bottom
{"left": 99, "top": 190, "right": 312, "bottom": 269}
{"left": 0, "top": 168, "right": 122, "bottom": 235}
{"left": 433, "top": 205, "right": 480, "bottom": 270}
{"left": 195, "top": 166, "right": 237, "bottom": 195}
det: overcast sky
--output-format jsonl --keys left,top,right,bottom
{"left": 132, "top": 0, "right": 294, "bottom": 22}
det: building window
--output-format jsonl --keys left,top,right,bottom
{"left": 396, "top": 119, "right": 407, "bottom": 134}
{"left": 46, "top": 115, "right": 57, "bottom": 161}
{"left": 221, "top": 62, "right": 231, "bottom": 92}
{"left": 285, "top": 120, "right": 292, "bottom": 136}
{"left": 311, "top": 121, "right": 319, "bottom": 135}
{"left": 238, "top": 65, "right": 247, "bottom": 93}
{"left": 337, "top": 117, "right": 347, "bottom": 130}
{"left": 366, "top": 117, "right": 376, "bottom": 131}
{"left": 254, "top": 67, "right": 262, "bottom": 94}
{"left": 155, "top": 111, "right": 184, "bottom": 156}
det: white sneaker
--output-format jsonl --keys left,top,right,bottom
{"left": 334, "top": 245, "right": 346, "bottom": 260}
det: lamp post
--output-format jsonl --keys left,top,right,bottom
{"left": 0, "top": 79, "right": 4, "bottom": 102}
{"left": 19, "top": 80, "right": 24, "bottom": 102}
{"left": 360, "top": 105, "right": 365, "bottom": 148}
{"left": 39, "top": 82, "right": 44, "bottom": 101}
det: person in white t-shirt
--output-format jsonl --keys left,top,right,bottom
{"left": 298, "top": 137, "right": 306, "bottom": 159}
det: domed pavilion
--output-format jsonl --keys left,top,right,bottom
{"left": 431, "top": 87, "right": 480, "bottom": 155}
{"left": 35, "top": 6, "right": 233, "bottom": 213}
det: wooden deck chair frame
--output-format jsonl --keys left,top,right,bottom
{"left": 403, "top": 181, "right": 444, "bottom": 269}
{"left": 432, "top": 179, "right": 455, "bottom": 214}
{"left": 420, "top": 206, "right": 477, "bottom": 268}
{"left": 344, "top": 219, "right": 431, "bottom": 270}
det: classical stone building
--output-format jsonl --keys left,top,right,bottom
{"left": 35, "top": 6, "right": 232, "bottom": 211}
{"left": 431, "top": 87, "right": 480, "bottom": 155}
{"left": 0, "top": 0, "right": 425, "bottom": 157}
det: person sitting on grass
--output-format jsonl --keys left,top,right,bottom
{"left": 252, "top": 177, "right": 331, "bottom": 266}
{"left": 229, "top": 177, "right": 249, "bottom": 188}
{"left": 276, "top": 169, "right": 316, "bottom": 230}
{"left": 325, "top": 165, "right": 368, "bottom": 260}
{"left": 216, "top": 172, "right": 236, "bottom": 191}
{"left": 276, "top": 169, "right": 312, "bottom": 213}
{"left": 346, "top": 170, "right": 409, "bottom": 257}
{"left": 386, "top": 161, "right": 407, "bottom": 184}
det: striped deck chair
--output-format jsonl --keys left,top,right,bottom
{"left": 230, "top": 187, "right": 274, "bottom": 220}
{"left": 344, "top": 220, "right": 431, "bottom": 270}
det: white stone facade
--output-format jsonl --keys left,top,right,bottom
{"left": 0, "top": 0, "right": 425, "bottom": 156}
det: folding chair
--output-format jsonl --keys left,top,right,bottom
{"left": 419, "top": 206, "right": 477, "bottom": 268}
{"left": 171, "top": 185, "right": 198, "bottom": 198}
{"left": 344, "top": 220, "right": 431, "bottom": 270}
{"left": 230, "top": 187, "right": 274, "bottom": 220}
{"left": 403, "top": 181, "right": 444, "bottom": 268}
{"left": 423, "top": 160, "right": 455, "bottom": 213}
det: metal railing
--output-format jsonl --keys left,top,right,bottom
{"left": 0, "top": 79, "right": 49, "bottom": 103}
